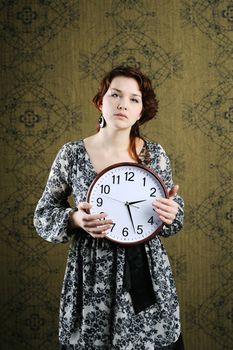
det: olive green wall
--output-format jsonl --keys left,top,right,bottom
{"left": 0, "top": 1, "right": 232, "bottom": 349}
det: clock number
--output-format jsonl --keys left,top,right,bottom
{"left": 125, "top": 171, "right": 134, "bottom": 181}
{"left": 137, "top": 225, "right": 143, "bottom": 234}
{"left": 96, "top": 197, "right": 103, "bottom": 207}
{"left": 112, "top": 175, "right": 120, "bottom": 184}
{"left": 142, "top": 177, "right": 146, "bottom": 186}
{"left": 148, "top": 216, "right": 154, "bottom": 225}
{"left": 122, "top": 227, "right": 129, "bottom": 237}
{"left": 110, "top": 223, "right": 116, "bottom": 232}
{"left": 100, "top": 184, "right": 110, "bottom": 194}
{"left": 150, "top": 187, "right": 157, "bottom": 197}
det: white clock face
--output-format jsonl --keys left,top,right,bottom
{"left": 87, "top": 163, "right": 168, "bottom": 245}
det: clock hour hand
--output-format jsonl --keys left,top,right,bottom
{"left": 125, "top": 202, "right": 136, "bottom": 232}
{"left": 128, "top": 199, "right": 147, "bottom": 206}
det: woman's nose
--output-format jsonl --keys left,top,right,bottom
{"left": 117, "top": 102, "right": 127, "bottom": 110}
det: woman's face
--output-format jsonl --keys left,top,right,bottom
{"left": 101, "top": 76, "right": 143, "bottom": 130}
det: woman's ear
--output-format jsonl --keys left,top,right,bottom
{"left": 97, "top": 100, "right": 102, "bottom": 111}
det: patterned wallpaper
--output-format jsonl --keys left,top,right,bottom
{"left": 0, "top": 1, "right": 232, "bottom": 349}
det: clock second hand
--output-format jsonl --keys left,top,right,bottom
{"left": 101, "top": 195, "right": 139, "bottom": 208}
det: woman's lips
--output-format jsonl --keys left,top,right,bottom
{"left": 114, "top": 113, "right": 127, "bottom": 118}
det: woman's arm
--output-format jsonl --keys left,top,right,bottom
{"left": 34, "top": 143, "right": 113, "bottom": 243}
{"left": 153, "top": 144, "right": 184, "bottom": 237}
{"left": 34, "top": 143, "right": 75, "bottom": 243}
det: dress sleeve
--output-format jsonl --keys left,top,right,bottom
{"left": 155, "top": 144, "right": 184, "bottom": 237}
{"left": 34, "top": 143, "right": 75, "bottom": 243}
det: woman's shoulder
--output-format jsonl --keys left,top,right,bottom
{"left": 54, "top": 140, "right": 85, "bottom": 164}
{"left": 57, "top": 139, "right": 84, "bottom": 153}
{"left": 145, "top": 139, "right": 167, "bottom": 155}
{"left": 61, "top": 139, "right": 83, "bottom": 148}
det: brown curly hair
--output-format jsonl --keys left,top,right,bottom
{"left": 92, "top": 66, "right": 159, "bottom": 162}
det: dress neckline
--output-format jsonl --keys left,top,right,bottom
{"left": 81, "top": 139, "right": 147, "bottom": 175}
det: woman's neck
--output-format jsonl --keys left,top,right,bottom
{"left": 95, "top": 128, "right": 131, "bottom": 151}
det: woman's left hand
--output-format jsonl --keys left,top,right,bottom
{"left": 152, "top": 185, "right": 179, "bottom": 225}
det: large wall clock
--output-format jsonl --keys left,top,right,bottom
{"left": 86, "top": 162, "right": 168, "bottom": 246}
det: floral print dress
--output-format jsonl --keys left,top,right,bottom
{"left": 34, "top": 139, "right": 184, "bottom": 350}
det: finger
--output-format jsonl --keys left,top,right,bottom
{"left": 153, "top": 199, "right": 178, "bottom": 212}
{"left": 155, "top": 208, "right": 177, "bottom": 220}
{"left": 156, "top": 197, "right": 176, "bottom": 204}
{"left": 83, "top": 212, "right": 110, "bottom": 222}
{"left": 168, "top": 185, "right": 179, "bottom": 198}
{"left": 156, "top": 208, "right": 176, "bottom": 221}
{"left": 84, "top": 219, "right": 113, "bottom": 229}
{"left": 89, "top": 231, "right": 108, "bottom": 239}
{"left": 86, "top": 223, "right": 113, "bottom": 233}
{"left": 158, "top": 214, "right": 174, "bottom": 225}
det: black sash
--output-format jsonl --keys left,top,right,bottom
{"left": 123, "top": 244, "right": 156, "bottom": 314}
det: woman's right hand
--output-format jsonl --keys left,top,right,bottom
{"left": 69, "top": 202, "right": 113, "bottom": 238}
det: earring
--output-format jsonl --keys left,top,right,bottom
{"left": 98, "top": 114, "right": 106, "bottom": 128}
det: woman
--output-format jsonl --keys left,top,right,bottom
{"left": 34, "top": 66, "right": 185, "bottom": 349}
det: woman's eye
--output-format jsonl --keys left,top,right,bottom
{"left": 131, "top": 98, "right": 139, "bottom": 103}
{"left": 111, "top": 93, "right": 119, "bottom": 97}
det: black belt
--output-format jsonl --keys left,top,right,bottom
{"left": 123, "top": 245, "right": 156, "bottom": 314}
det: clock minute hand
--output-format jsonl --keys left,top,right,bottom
{"left": 125, "top": 202, "right": 136, "bottom": 232}
{"left": 128, "top": 199, "right": 147, "bottom": 206}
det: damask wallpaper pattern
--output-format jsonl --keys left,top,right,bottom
{"left": 0, "top": 1, "right": 232, "bottom": 349}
